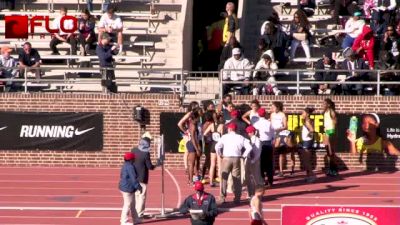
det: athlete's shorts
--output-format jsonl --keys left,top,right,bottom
{"left": 301, "top": 140, "right": 314, "bottom": 150}
{"left": 325, "top": 129, "right": 335, "bottom": 137}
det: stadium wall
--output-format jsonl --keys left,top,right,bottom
{"left": 0, "top": 93, "right": 399, "bottom": 171}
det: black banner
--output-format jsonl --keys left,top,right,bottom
{"left": 288, "top": 113, "right": 400, "bottom": 152}
{"left": 0, "top": 112, "right": 103, "bottom": 151}
{"left": 161, "top": 112, "right": 400, "bottom": 153}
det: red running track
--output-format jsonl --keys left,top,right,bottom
{"left": 0, "top": 167, "right": 399, "bottom": 225}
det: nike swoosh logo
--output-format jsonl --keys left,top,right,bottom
{"left": 75, "top": 127, "right": 95, "bottom": 136}
{"left": 0, "top": 126, "right": 7, "bottom": 131}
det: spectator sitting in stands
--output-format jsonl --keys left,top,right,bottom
{"left": 331, "top": 0, "right": 359, "bottom": 25}
{"left": 289, "top": 10, "right": 311, "bottom": 65}
{"left": 78, "top": 9, "right": 96, "bottom": 56}
{"left": 377, "top": 51, "right": 400, "bottom": 95}
{"left": 223, "top": 2, "right": 238, "bottom": 46}
{"left": 252, "top": 39, "right": 268, "bottom": 65}
{"left": 252, "top": 51, "right": 281, "bottom": 95}
{"left": 222, "top": 48, "right": 252, "bottom": 95}
{"left": 299, "top": 0, "right": 316, "bottom": 17}
{"left": 260, "top": 13, "right": 282, "bottom": 35}
{"left": 96, "top": 33, "right": 118, "bottom": 93}
{"left": 262, "top": 22, "right": 288, "bottom": 68}
{"left": 340, "top": 48, "right": 369, "bottom": 95}
{"left": 341, "top": 11, "right": 365, "bottom": 49}
{"left": 352, "top": 24, "right": 375, "bottom": 69}
{"left": 50, "top": 7, "right": 78, "bottom": 56}
{"left": 218, "top": 36, "right": 242, "bottom": 70}
{"left": 312, "top": 51, "right": 338, "bottom": 95}
{"left": 0, "top": 46, "right": 18, "bottom": 90}
{"left": 18, "top": 42, "right": 41, "bottom": 80}
{"left": 382, "top": 25, "right": 400, "bottom": 62}
{"left": 98, "top": 7, "right": 124, "bottom": 55}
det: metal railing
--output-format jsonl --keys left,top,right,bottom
{"left": 1, "top": 67, "right": 400, "bottom": 101}
{"left": 219, "top": 68, "right": 400, "bottom": 98}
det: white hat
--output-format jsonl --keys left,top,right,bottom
{"left": 142, "top": 131, "right": 153, "bottom": 140}
{"left": 232, "top": 48, "right": 241, "bottom": 55}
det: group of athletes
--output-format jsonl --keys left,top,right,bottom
{"left": 177, "top": 96, "right": 340, "bottom": 189}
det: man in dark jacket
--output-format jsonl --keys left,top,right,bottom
{"left": 312, "top": 51, "right": 338, "bottom": 95}
{"left": 179, "top": 181, "right": 218, "bottom": 225}
{"left": 119, "top": 152, "right": 142, "bottom": 225}
{"left": 340, "top": 48, "right": 369, "bottom": 95}
{"left": 96, "top": 32, "right": 118, "bottom": 93}
{"left": 132, "top": 137, "right": 155, "bottom": 218}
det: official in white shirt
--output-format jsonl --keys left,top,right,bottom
{"left": 244, "top": 125, "right": 264, "bottom": 198}
{"left": 253, "top": 108, "right": 275, "bottom": 186}
{"left": 215, "top": 122, "right": 252, "bottom": 204}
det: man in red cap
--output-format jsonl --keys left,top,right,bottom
{"left": 215, "top": 122, "right": 252, "bottom": 204}
{"left": 179, "top": 181, "right": 218, "bottom": 225}
{"left": 244, "top": 125, "right": 264, "bottom": 198}
{"left": 253, "top": 108, "right": 275, "bottom": 186}
{"left": 227, "top": 109, "right": 247, "bottom": 137}
{"left": 119, "top": 152, "right": 142, "bottom": 225}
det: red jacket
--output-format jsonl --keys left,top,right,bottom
{"left": 352, "top": 25, "right": 375, "bottom": 68}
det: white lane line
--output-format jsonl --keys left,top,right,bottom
{"left": 0, "top": 187, "right": 399, "bottom": 192}
{"left": 75, "top": 210, "right": 83, "bottom": 218}
{"left": 0, "top": 194, "right": 399, "bottom": 199}
{"left": 165, "top": 169, "right": 181, "bottom": 208}
{"left": 0, "top": 206, "right": 281, "bottom": 212}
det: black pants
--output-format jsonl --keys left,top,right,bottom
{"left": 222, "top": 83, "right": 249, "bottom": 95}
{"left": 78, "top": 34, "right": 96, "bottom": 54}
{"left": 332, "top": 1, "right": 358, "bottom": 24}
{"left": 101, "top": 68, "right": 117, "bottom": 93}
{"left": 260, "top": 141, "right": 274, "bottom": 185}
{"left": 50, "top": 35, "right": 77, "bottom": 55}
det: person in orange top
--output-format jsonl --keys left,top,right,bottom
{"left": 352, "top": 25, "right": 375, "bottom": 69}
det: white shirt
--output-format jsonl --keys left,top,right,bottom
{"left": 249, "top": 135, "right": 261, "bottom": 163}
{"left": 215, "top": 131, "right": 252, "bottom": 157}
{"left": 344, "top": 18, "right": 365, "bottom": 38}
{"left": 374, "top": 0, "right": 397, "bottom": 10}
{"left": 53, "top": 16, "right": 75, "bottom": 36}
{"left": 222, "top": 56, "right": 252, "bottom": 81}
{"left": 253, "top": 118, "right": 274, "bottom": 141}
{"left": 98, "top": 13, "right": 123, "bottom": 30}
{"left": 271, "top": 112, "right": 285, "bottom": 132}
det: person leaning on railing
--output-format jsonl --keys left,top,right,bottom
{"left": 96, "top": 33, "right": 118, "bottom": 93}
{"left": 222, "top": 48, "right": 252, "bottom": 95}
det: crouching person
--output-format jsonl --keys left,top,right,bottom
{"left": 179, "top": 181, "right": 218, "bottom": 225}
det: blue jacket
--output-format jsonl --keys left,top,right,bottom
{"left": 119, "top": 161, "right": 141, "bottom": 193}
{"left": 96, "top": 43, "right": 117, "bottom": 68}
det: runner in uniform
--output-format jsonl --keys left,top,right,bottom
{"left": 323, "top": 98, "right": 338, "bottom": 176}
{"left": 270, "top": 101, "right": 288, "bottom": 177}
{"left": 300, "top": 107, "right": 317, "bottom": 182}
{"left": 249, "top": 187, "right": 267, "bottom": 225}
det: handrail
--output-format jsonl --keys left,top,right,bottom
{"left": 1, "top": 67, "right": 400, "bottom": 100}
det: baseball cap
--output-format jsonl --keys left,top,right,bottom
{"left": 230, "top": 110, "right": 239, "bottom": 118}
{"left": 353, "top": 11, "right": 362, "bottom": 17}
{"left": 227, "top": 122, "right": 237, "bottom": 131}
{"left": 1, "top": 46, "right": 12, "bottom": 53}
{"left": 124, "top": 152, "right": 135, "bottom": 161}
{"left": 194, "top": 181, "right": 204, "bottom": 191}
{"left": 245, "top": 125, "right": 256, "bottom": 134}
{"left": 257, "top": 108, "right": 266, "bottom": 117}
{"left": 232, "top": 48, "right": 241, "bottom": 55}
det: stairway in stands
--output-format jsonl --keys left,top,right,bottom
{"left": 0, "top": 0, "right": 185, "bottom": 93}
